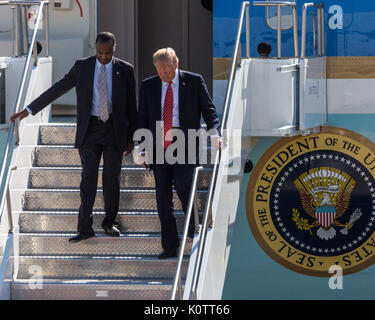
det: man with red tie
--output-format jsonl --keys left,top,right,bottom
{"left": 137, "top": 48, "right": 220, "bottom": 259}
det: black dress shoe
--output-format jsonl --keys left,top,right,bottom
{"left": 158, "top": 249, "right": 178, "bottom": 260}
{"left": 69, "top": 233, "right": 95, "bottom": 243}
{"left": 103, "top": 225, "right": 121, "bottom": 237}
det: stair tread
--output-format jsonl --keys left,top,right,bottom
{"left": 18, "top": 255, "right": 187, "bottom": 260}
{"left": 23, "top": 188, "right": 207, "bottom": 192}
{"left": 30, "top": 166, "right": 211, "bottom": 170}
{"left": 35, "top": 145, "right": 75, "bottom": 147}
{"left": 13, "top": 279, "right": 173, "bottom": 285}
{"left": 40, "top": 123, "right": 77, "bottom": 127}
{"left": 18, "top": 233, "right": 165, "bottom": 237}
{"left": 30, "top": 167, "right": 149, "bottom": 171}
{"left": 35, "top": 145, "right": 212, "bottom": 149}
{"left": 17, "top": 210, "right": 190, "bottom": 215}
{"left": 10, "top": 122, "right": 207, "bottom": 300}
{"left": 18, "top": 232, "right": 195, "bottom": 241}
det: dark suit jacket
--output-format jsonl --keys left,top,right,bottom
{"left": 28, "top": 56, "right": 137, "bottom": 153}
{"left": 137, "top": 69, "right": 220, "bottom": 158}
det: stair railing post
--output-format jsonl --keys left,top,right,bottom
{"left": 0, "top": 0, "right": 49, "bottom": 239}
{"left": 171, "top": 166, "right": 203, "bottom": 300}
{"left": 6, "top": 186, "right": 13, "bottom": 233}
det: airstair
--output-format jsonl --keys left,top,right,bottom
{"left": 0, "top": 0, "right": 328, "bottom": 300}
{"left": 0, "top": 0, "right": 215, "bottom": 300}
{"left": 10, "top": 123, "right": 210, "bottom": 300}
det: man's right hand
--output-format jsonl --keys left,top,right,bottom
{"left": 10, "top": 109, "right": 29, "bottom": 122}
{"left": 133, "top": 147, "right": 150, "bottom": 169}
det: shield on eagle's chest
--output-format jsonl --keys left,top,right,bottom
{"left": 316, "top": 206, "right": 336, "bottom": 229}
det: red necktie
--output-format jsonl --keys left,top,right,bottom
{"left": 163, "top": 82, "right": 173, "bottom": 149}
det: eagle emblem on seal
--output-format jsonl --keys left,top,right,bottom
{"left": 294, "top": 167, "right": 361, "bottom": 240}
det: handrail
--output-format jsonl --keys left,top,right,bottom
{"left": 0, "top": 1, "right": 49, "bottom": 233}
{"left": 1, "top": 1, "right": 50, "bottom": 57}
{"left": 254, "top": 1, "right": 298, "bottom": 58}
{"left": 171, "top": 1, "right": 251, "bottom": 300}
{"left": 320, "top": 3, "right": 325, "bottom": 56}
{"left": 171, "top": 166, "right": 203, "bottom": 300}
{"left": 172, "top": 0, "right": 327, "bottom": 300}
{"left": 301, "top": 3, "right": 325, "bottom": 58}
{"left": 221, "top": 1, "right": 250, "bottom": 134}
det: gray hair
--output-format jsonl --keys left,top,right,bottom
{"left": 153, "top": 47, "right": 179, "bottom": 65}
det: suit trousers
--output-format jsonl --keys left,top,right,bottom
{"left": 153, "top": 162, "right": 196, "bottom": 251}
{"left": 77, "top": 116, "right": 123, "bottom": 235}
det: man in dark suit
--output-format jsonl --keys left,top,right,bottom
{"left": 137, "top": 47, "right": 220, "bottom": 259}
{"left": 10, "top": 32, "right": 137, "bottom": 243}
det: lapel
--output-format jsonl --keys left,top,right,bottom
{"left": 178, "top": 69, "right": 186, "bottom": 125}
{"left": 155, "top": 77, "right": 162, "bottom": 121}
{"left": 112, "top": 57, "right": 121, "bottom": 110}
{"left": 86, "top": 56, "right": 96, "bottom": 106}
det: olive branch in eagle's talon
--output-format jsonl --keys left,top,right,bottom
{"left": 292, "top": 208, "right": 316, "bottom": 236}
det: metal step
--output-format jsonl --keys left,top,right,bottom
{"left": 12, "top": 123, "right": 210, "bottom": 300}
{"left": 12, "top": 279, "right": 174, "bottom": 300}
{"left": 22, "top": 189, "right": 207, "bottom": 211}
{"left": 18, "top": 234, "right": 192, "bottom": 256}
{"left": 19, "top": 210, "right": 200, "bottom": 233}
{"left": 39, "top": 124, "right": 213, "bottom": 147}
{"left": 33, "top": 146, "right": 138, "bottom": 167}
{"left": 17, "top": 256, "right": 187, "bottom": 280}
{"left": 33, "top": 145, "right": 214, "bottom": 167}
{"left": 28, "top": 167, "right": 211, "bottom": 190}
{"left": 39, "top": 125, "right": 76, "bottom": 145}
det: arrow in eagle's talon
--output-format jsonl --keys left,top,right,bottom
{"left": 340, "top": 209, "right": 362, "bottom": 235}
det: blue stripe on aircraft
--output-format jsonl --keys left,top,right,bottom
{"left": 214, "top": 0, "right": 375, "bottom": 57}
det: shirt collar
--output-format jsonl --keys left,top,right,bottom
{"left": 96, "top": 58, "right": 113, "bottom": 71}
{"left": 162, "top": 68, "right": 179, "bottom": 87}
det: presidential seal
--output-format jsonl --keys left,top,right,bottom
{"left": 246, "top": 126, "right": 375, "bottom": 277}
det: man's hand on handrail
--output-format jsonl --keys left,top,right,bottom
{"left": 10, "top": 109, "right": 29, "bottom": 122}
{"left": 211, "top": 135, "right": 223, "bottom": 152}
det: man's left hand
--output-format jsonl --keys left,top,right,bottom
{"left": 124, "top": 141, "right": 134, "bottom": 155}
{"left": 211, "top": 136, "right": 223, "bottom": 152}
